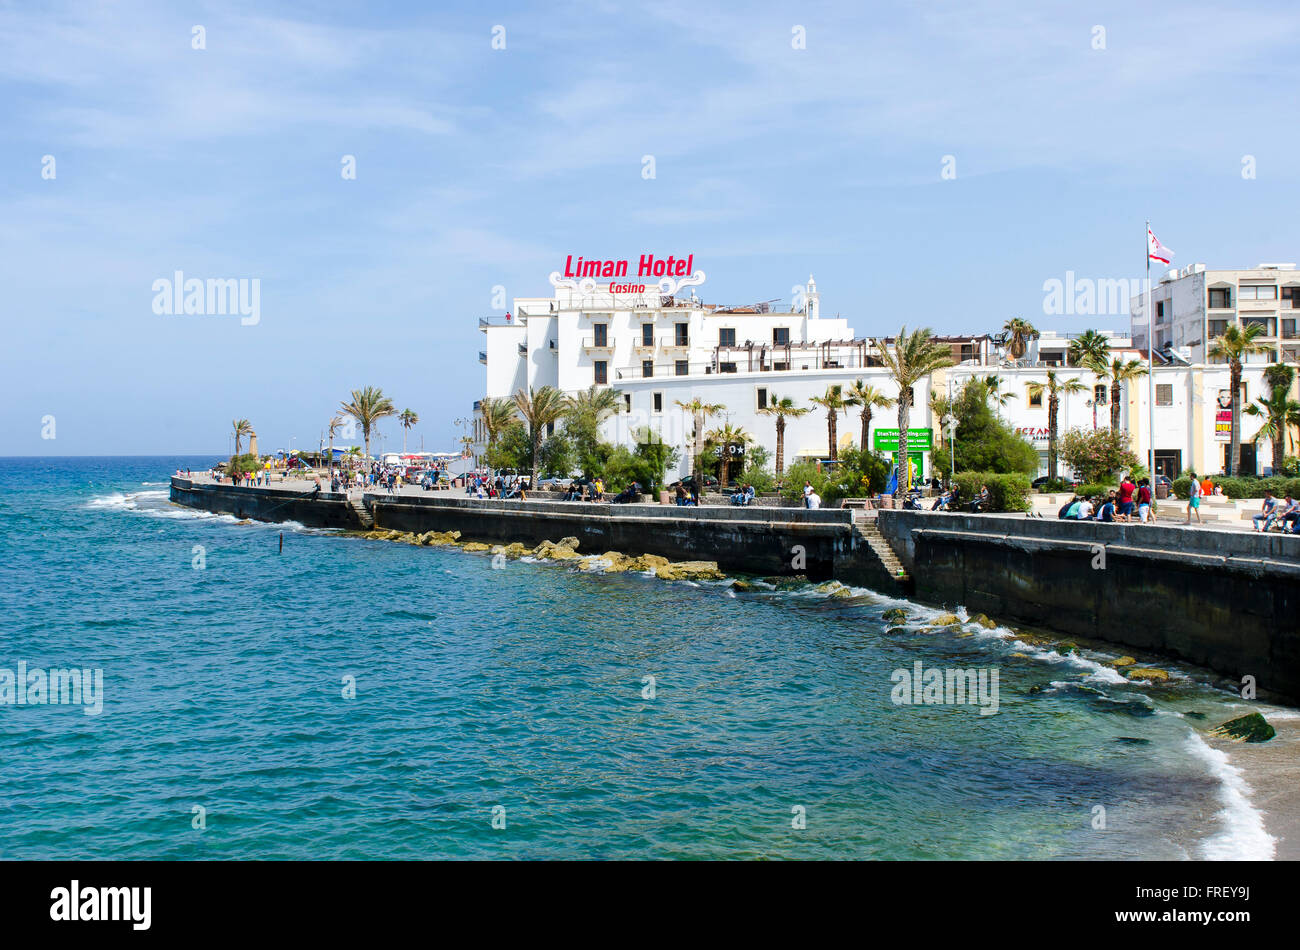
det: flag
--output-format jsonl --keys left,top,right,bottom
{"left": 1148, "top": 228, "right": 1174, "bottom": 265}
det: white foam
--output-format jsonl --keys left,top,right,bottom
{"left": 1184, "top": 732, "right": 1276, "bottom": 860}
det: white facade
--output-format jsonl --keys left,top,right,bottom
{"left": 1131, "top": 262, "right": 1300, "bottom": 364}
{"left": 475, "top": 276, "right": 937, "bottom": 480}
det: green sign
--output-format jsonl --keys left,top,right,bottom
{"left": 873, "top": 428, "right": 933, "bottom": 451}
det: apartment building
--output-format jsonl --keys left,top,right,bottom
{"left": 1130, "top": 262, "right": 1300, "bottom": 364}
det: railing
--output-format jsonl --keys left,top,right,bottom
{"left": 478, "top": 351, "right": 487, "bottom": 363}
{"left": 581, "top": 336, "right": 613, "bottom": 349}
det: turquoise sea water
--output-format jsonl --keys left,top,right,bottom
{"left": 0, "top": 457, "right": 1281, "bottom": 859}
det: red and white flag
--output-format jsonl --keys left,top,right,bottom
{"left": 1148, "top": 228, "right": 1174, "bottom": 265}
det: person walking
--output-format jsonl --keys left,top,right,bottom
{"left": 1185, "top": 471, "right": 1202, "bottom": 525}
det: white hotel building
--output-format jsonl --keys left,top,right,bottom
{"left": 473, "top": 270, "right": 1291, "bottom": 483}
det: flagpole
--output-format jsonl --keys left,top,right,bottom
{"left": 1146, "top": 220, "right": 1155, "bottom": 488}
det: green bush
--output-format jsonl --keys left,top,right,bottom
{"left": 226, "top": 453, "right": 262, "bottom": 476}
{"left": 1075, "top": 482, "right": 1115, "bottom": 499}
{"left": 778, "top": 450, "right": 890, "bottom": 506}
{"left": 953, "top": 471, "right": 1032, "bottom": 512}
{"left": 1172, "top": 476, "right": 1192, "bottom": 499}
{"left": 1036, "top": 477, "right": 1070, "bottom": 493}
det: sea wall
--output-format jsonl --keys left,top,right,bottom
{"left": 877, "top": 510, "right": 1300, "bottom": 702}
{"left": 370, "top": 493, "right": 854, "bottom": 579}
{"left": 169, "top": 478, "right": 355, "bottom": 529}
{"left": 170, "top": 478, "right": 865, "bottom": 580}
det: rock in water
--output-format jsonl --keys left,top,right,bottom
{"left": 1124, "top": 667, "right": 1170, "bottom": 684}
{"left": 926, "top": 613, "right": 960, "bottom": 627}
{"left": 1054, "top": 640, "right": 1079, "bottom": 656}
{"left": 461, "top": 542, "right": 492, "bottom": 552}
{"left": 557, "top": 536, "right": 580, "bottom": 550}
{"left": 881, "top": 607, "right": 908, "bottom": 623}
{"left": 1108, "top": 656, "right": 1137, "bottom": 668}
{"left": 654, "top": 561, "right": 724, "bottom": 581}
{"left": 1210, "top": 713, "right": 1275, "bottom": 743}
{"left": 969, "top": 613, "right": 998, "bottom": 629}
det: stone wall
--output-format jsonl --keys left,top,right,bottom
{"left": 877, "top": 510, "right": 1300, "bottom": 702}
{"left": 169, "top": 478, "right": 355, "bottom": 529}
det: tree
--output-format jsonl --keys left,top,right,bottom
{"left": 1059, "top": 427, "right": 1140, "bottom": 485}
{"left": 1002, "top": 317, "right": 1039, "bottom": 363}
{"left": 1027, "top": 372, "right": 1086, "bottom": 479}
{"left": 846, "top": 380, "right": 895, "bottom": 453}
{"left": 675, "top": 398, "right": 724, "bottom": 479}
{"left": 339, "top": 387, "right": 397, "bottom": 463}
{"left": 565, "top": 385, "right": 623, "bottom": 475}
{"left": 809, "top": 384, "right": 859, "bottom": 461}
{"left": 756, "top": 394, "right": 808, "bottom": 476}
{"left": 512, "top": 386, "right": 567, "bottom": 487}
{"left": 398, "top": 408, "right": 419, "bottom": 452}
{"left": 876, "top": 326, "right": 955, "bottom": 486}
{"left": 980, "top": 374, "right": 1017, "bottom": 413}
{"left": 1209, "top": 324, "right": 1270, "bottom": 475}
{"left": 1067, "top": 329, "right": 1110, "bottom": 368}
{"left": 479, "top": 397, "right": 517, "bottom": 450}
{"left": 705, "top": 423, "right": 752, "bottom": 487}
{"left": 1089, "top": 357, "right": 1147, "bottom": 431}
{"left": 932, "top": 379, "right": 1038, "bottom": 476}
{"left": 1245, "top": 363, "right": 1300, "bottom": 474}
{"left": 231, "top": 418, "right": 253, "bottom": 458}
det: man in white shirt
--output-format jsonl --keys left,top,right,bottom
{"left": 1076, "top": 498, "right": 1094, "bottom": 520}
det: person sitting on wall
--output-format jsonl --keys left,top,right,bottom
{"left": 968, "top": 485, "right": 990, "bottom": 513}
{"left": 612, "top": 482, "right": 642, "bottom": 504}
{"left": 1096, "top": 492, "right": 1117, "bottom": 523}
{"left": 1253, "top": 490, "right": 1280, "bottom": 532}
{"left": 730, "top": 484, "right": 755, "bottom": 506}
{"left": 1279, "top": 494, "right": 1300, "bottom": 533}
{"left": 1060, "top": 496, "right": 1081, "bottom": 519}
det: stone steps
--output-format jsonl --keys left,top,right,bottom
{"left": 855, "top": 522, "right": 909, "bottom": 582}
{"left": 348, "top": 496, "right": 375, "bottom": 529}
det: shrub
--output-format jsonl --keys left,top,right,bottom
{"left": 953, "top": 471, "right": 1032, "bottom": 512}
{"left": 226, "top": 453, "right": 262, "bottom": 476}
{"left": 1075, "top": 482, "right": 1115, "bottom": 499}
{"left": 1036, "top": 477, "right": 1070, "bottom": 493}
{"left": 1171, "top": 476, "right": 1192, "bottom": 499}
{"left": 1059, "top": 427, "right": 1139, "bottom": 485}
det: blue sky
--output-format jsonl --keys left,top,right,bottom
{"left": 4, "top": 0, "right": 1299, "bottom": 455}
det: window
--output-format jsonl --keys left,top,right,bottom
{"left": 773, "top": 361, "right": 789, "bottom": 371}
{"left": 593, "top": 323, "right": 608, "bottom": 347}
{"left": 773, "top": 327, "right": 790, "bottom": 346}
{"left": 1155, "top": 384, "right": 1172, "bottom": 407}
{"left": 1094, "top": 384, "right": 1107, "bottom": 405}
{"left": 641, "top": 323, "right": 654, "bottom": 346}
{"left": 1242, "top": 316, "right": 1275, "bottom": 335}
{"left": 1284, "top": 318, "right": 1297, "bottom": 339}
{"left": 624, "top": 393, "right": 631, "bottom": 412}
{"left": 1209, "top": 319, "right": 1228, "bottom": 337}
{"left": 653, "top": 392, "right": 663, "bottom": 414}
{"left": 642, "top": 360, "right": 653, "bottom": 378}
{"left": 675, "top": 360, "right": 688, "bottom": 376}
{"left": 719, "top": 362, "right": 737, "bottom": 373}
{"left": 1239, "top": 285, "right": 1278, "bottom": 300}
{"left": 757, "top": 387, "right": 768, "bottom": 409}
{"left": 1027, "top": 386, "right": 1043, "bottom": 408}
{"left": 1156, "top": 300, "right": 1166, "bottom": 320}
{"left": 675, "top": 323, "right": 689, "bottom": 346}
{"left": 1283, "top": 287, "right": 1300, "bottom": 309}
{"left": 719, "top": 328, "right": 736, "bottom": 347}
{"left": 594, "top": 360, "right": 607, "bottom": 384}
{"left": 546, "top": 421, "right": 555, "bottom": 437}
{"left": 1209, "top": 287, "right": 1232, "bottom": 309}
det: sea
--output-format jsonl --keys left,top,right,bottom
{"left": 0, "top": 456, "right": 1286, "bottom": 859}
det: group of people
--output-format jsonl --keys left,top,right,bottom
{"left": 560, "top": 478, "right": 604, "bottom": 502}
{"left": 1058, "top": 476, "right": 1154, "bottom": 523}
{"left": 1251, "top": 490, "right": 1300, "bottom": 533}
{"left": 466, "top": 473, "right": 529, "bottom": 500}
{"left": 802, "top": 482, "right": 823, "bottom": 509}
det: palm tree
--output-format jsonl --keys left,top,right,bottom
{"left": 1088, "top": 357, "right": 1147, "bottom": 431}
{"left": 757, "top": 395, "right": 809, "bottom": 476}
{"left": 512, "top": 386, "right": 567, "bottom": 487}
{"left": 339, "top": 386, "right": 397, "bottom": 463}
{"left": 1246, "top": 364, "right": 1300, "bottom": 473}
{"left": 876, "top": 326, "right": 955, "bottom": 487}
{"left": 1002, "top": 317, "right": 1039, "bottom": 364}
{"left": 846, "top": 380, "right": 896, "bottom": 453}
{"left": 231, "top": 419, "right": 253, "bottom": 458}
{"left": 705, "top": 423, "right": 752, "bottom": 487}
{"left": 1209, "top": 323, "right": 1270, "bottom": 475}
{"left": 564, "top": 385, "right": 622, "bottom": 431}
{"left": 327, "top": 414, "right": 344, "bottom": 479}
{"left": 1027, "top": 371, "right": 1086, "bottom": 479}
{"left": 980, "top": 374, "right": 1018, "bottom": 413}
{"left": 808, "top": 384, "right": 859, "bottom": 461}
{"left": 398, "top": 408, "right": 419, "bottom": 452}
{"left": 1068, "top": 329, "right": 1111, "bottom": 368}
{"left": 479, "top": 397, "right": 517, "bottom": 449}
{"left": 675, "top": 398, "right": 724, "bottom": 478}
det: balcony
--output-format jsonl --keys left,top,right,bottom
{"left": 660, "top": 338, "right": 690, "bottom": 352}
{"left": 478, "top": 351, "right": 487, "bottom": 363}
{"left": 517, "top": 342, "right": 527, "bottom": 354}
{"left": 581, "top": 336, "right": 614, "bottom": 352}
{"left": 479, "top": 316, "right": 514, "bottom": 331}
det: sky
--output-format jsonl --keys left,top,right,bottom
{"left": 3, "top": 0, "right": 1300, "bottom": 455}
